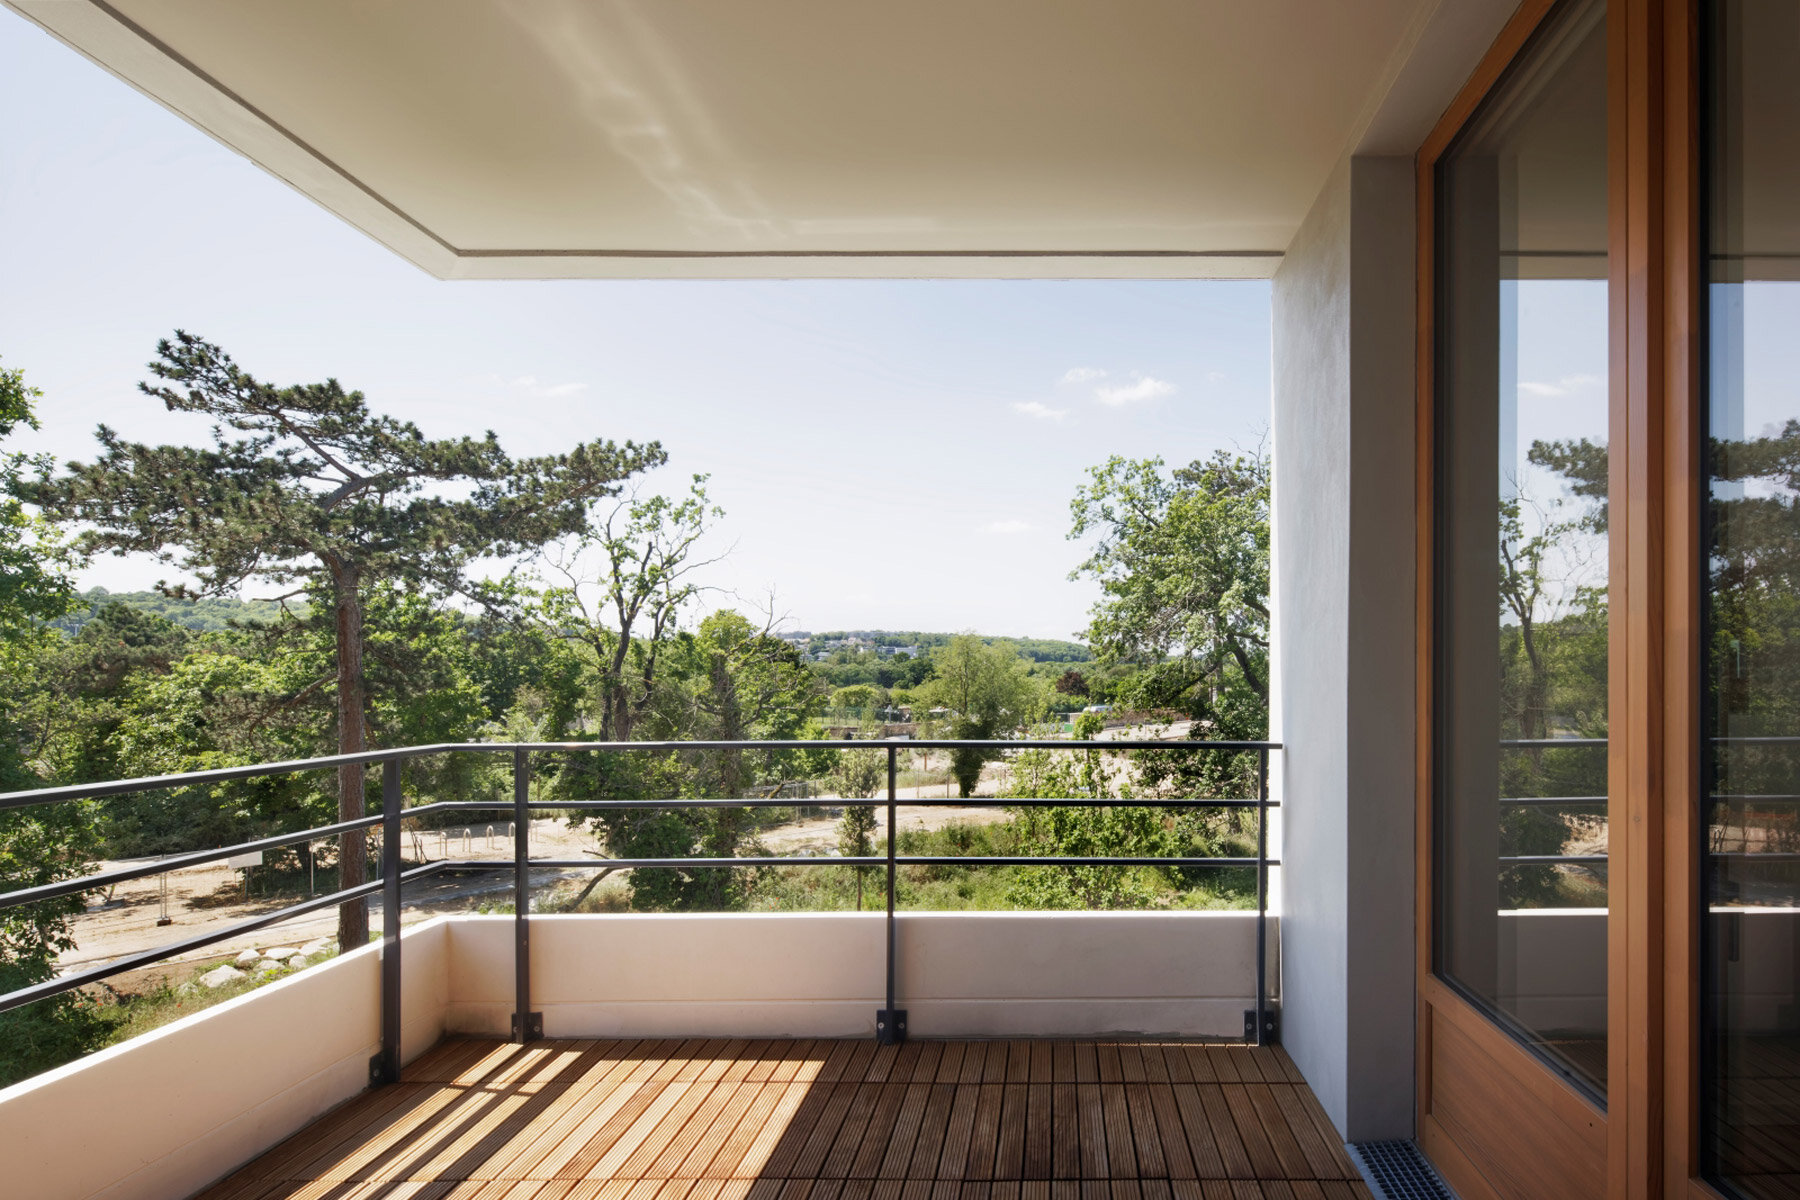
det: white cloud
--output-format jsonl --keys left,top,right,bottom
{"left": 1518, "top": 372, "right": 1602, "bottom": 398}
{"left": 1094, "top": 373, "right": 1176, "bottom": 407}
{"left": 1012, "top": 400, "right": 1067, "bottom": 422}
{"left": 486, "top": 373, "right": 590, "bottom": 400}
{"left": 983, "top": 519, "right": 1031, "bottom": 535}
{"left": 1061, "top": 366, "right": 1108, "bottom": 384}
{"left": 1206, "top": 370, "right": 1227, "bottom": 384}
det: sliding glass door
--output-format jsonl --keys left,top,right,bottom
{"left": 1703, "top": 3, "right": 1800, "bottom": 1195}
{"left": 1434, "top": 0, "right": 1610, "bottom": 1100}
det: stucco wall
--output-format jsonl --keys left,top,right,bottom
{"left": 445, "top": 911, "right": 1271, "bottom": 1040}
{"left": 1271, "top": 153, "right": 1417, "bottom": 1142}
{"left": 0, "top": 916, "right": 448, "bottom": 1200}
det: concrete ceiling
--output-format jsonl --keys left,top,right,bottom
{"left": 11, "top": 0, "right": 1468, "bottom": 278}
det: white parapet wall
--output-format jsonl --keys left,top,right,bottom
{"left": 0, "top": 909, "right": 1270, "bottom": 1200}
{"left": 0, "top": 916, "right": 449, "bottom": 1200}
{"left": 445, "top": 910, "right": 1273, "bottom": 1040}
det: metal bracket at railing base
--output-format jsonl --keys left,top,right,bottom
{"left": 875, "top": 1008, "right": 907, "bottom": 1045}
{"left": 512, "top": 1011, "right": 543, "bottom": 1041}
{"left": 369, "top": 1053, "right": 399, "bottom": 1087}
{"left": 1245, "top": 1008, "right": 1280, "bottom": 1044}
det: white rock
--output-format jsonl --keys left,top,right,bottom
{"left": 255, "top": 959, "right": 283, "bottom": 976}
{"left": 234, "top": 948, "right": 262, "bottom": 965}
{"left": 286, "top": 955, "right": 308, "bottom": 970}
{"left": 201, "top": 964, "right": 246, "bottom": 989}
{"left": 261, "top": 945, "right": 299, "bottom": 959}
{"left": 299, "top": 938, "right": 331, "bottom": 957}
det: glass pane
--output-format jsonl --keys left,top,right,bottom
{"left": 1703, "top": 3, "right": 1800, "bottom": 1194}
{"left": 1434, "top": 0, "right": 1609, "bottom": 1098}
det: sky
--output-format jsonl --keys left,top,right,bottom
{"left": 0, "top": 10, "right": 1273, "bottom": 643}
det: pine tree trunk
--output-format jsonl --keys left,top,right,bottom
{"left": 331, "top": 562, "right": 369, "bottom": 954}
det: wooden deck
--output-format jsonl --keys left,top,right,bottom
{"left": 194, "top": 1038, "right": 1373, "bottom": 1200}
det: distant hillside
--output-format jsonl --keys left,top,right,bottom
{"left": 788, "top": 629, "right": 1091, "bottom": 663}
{"left": 53, "top": 588, "right": 294, "bottom": 635}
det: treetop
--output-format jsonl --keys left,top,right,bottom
{"left": 22, "top": 332, "right": 667, "bottom": 598}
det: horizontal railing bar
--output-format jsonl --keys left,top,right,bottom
{"left": 1503, "top": 793, "right": 1800, "bottom": 806}
{"left": 0, "top": 815, "right": 386, "bottom": 912}
{"left": 0, "top": 787, "right": 1280, "bottom": 908}
{"left": 1500, "top": 855, "right": 1610, "bottom": 865}
{"left": 0, "top": 861, "right": 453, "bottom": 1016}
{"left": 0, "top": 749, "right": 448, "bottom": 810}
{"left": 407, "top": 796, "right": 1280, "bottom": 814}
{"left": 1500, "top": 737, "right": 1800, "bottom": 747}
{"left": 0, "top": 739, "right": 1281, "bottom": 810}
{"left": 1501, "top": 851, "right": 1800, "bottom": 865}
{"left": 901, "top": 855, "right": 1277, "bottom": 868}
{"left": 440, "top": 855, "right": 1279, "bottom": 871}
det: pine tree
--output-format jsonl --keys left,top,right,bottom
{"left": 25, "top": 333, "right": 664, "bottom": 950}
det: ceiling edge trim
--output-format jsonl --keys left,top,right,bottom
{"left": 7, "top": 0, "right": 1288, "bottom": 281}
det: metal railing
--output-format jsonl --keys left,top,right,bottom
{"left": 0, "top": 737, "right": 1281, "bottom": 1083}
{"left": 1492, "top": 736, "right": 1800, "bottom": 870}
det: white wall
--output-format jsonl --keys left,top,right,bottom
{"left": 445, "top": 911, "right": 1271, "bottom": 1040}
{"left": 1272, "top": 153, "right": 1417, "bottom": 1142}
{"left": 0, "top": 916, "right": 448, "bottom": 1200}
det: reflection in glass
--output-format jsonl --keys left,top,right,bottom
{"left": 1703, "top": 4, "right": 1800, "bottom": 1195}
{"left": 1433, "top": 0, "right": 1609, "bottom": 1096}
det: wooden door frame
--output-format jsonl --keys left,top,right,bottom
{"left": 1412, "top": 0, "right": 1710, "bottom": 1197}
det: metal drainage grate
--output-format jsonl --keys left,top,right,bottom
{"left": 1348, "top": 1140, "right": 1456, "bottom": 1200}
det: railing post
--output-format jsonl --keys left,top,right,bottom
{"left": 376, "top": 758, "right": 403, "bottom": 1084}
{"left": 1253, "top": 746, "right": 1272, "bottom": 1046}
{"left": 876, "top": 743, "right": 906, "bottom": 1044}
{"left": 512, "top": 748, "right": 539, "bottom": 1043}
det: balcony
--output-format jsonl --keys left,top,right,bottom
{"left": 0, "top": 738, "right": 1364, "bottom": 1200}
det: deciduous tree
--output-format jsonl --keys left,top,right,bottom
{"left": 917, "top": 635, "right": 1039, "bottom": 797}
{"left": 1069, "top": 449, "right": 1269, "bottom": 721}
{"left": 533, "top": 475, "right": 723, "bottom": 741}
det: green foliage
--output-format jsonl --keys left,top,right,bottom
{"left": 556, "top": 609, "right": 827, "bottom": 911}
{"left": 916, "top": 635, "right": 1043, "bottom": 796}
{"left": 0, "top": 359, "right": 76, "bottom": 643}
{"left": 0, "top": 357, "right": 107, "bottom": 1079}
{"left": 1002, "top": 737, "right": 1251, "bottom": 910}
{"left": 1069, "top": 449, "right": 1269, "bottom": 732}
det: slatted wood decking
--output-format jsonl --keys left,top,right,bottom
{"left": 195, "top": 1039, "right": 1373, "bottom": 1200}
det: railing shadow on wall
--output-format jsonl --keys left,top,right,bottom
{"left": 0, "top": 737, "right": 1282, "bottom": 1083}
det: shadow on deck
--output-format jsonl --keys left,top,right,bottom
{"left": 194, "top": 1038, "right": 1372, "bottom": 1200}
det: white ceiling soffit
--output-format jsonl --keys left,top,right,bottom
{"left": 12, "top": 0, "right": 1440, "bottom": 280}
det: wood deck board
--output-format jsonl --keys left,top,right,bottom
{"left": 194, "top": 1041, "right": 1360, "bottom": 1200}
